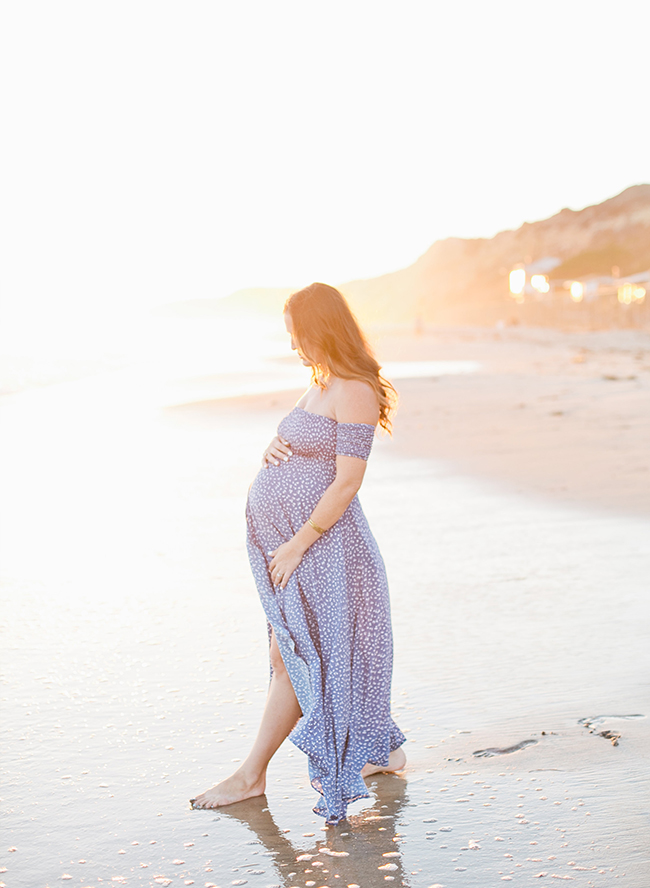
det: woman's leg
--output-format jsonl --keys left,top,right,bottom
{"left": 191, "top": 630, "right": 301, "bottom": 808}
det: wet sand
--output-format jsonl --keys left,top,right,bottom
{"left": 1, "top": 325, "right": 649, "bottom": 887}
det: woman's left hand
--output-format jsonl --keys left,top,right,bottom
{"left": 268, "top": 539, "right": 306, "bottom": 589}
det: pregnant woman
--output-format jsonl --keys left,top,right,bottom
{"left": 191, "top": 282, "right": 406, "bottom": 823}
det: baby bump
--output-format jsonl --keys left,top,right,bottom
{"left": 247, "top": 456, "right": 334, "bottom": 527}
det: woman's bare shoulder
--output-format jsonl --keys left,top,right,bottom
{"left": 294, "top": 385, "right": 315, "bottom": 408}
{"left": 331, "top": 378, "right": 379, "bottom": 425}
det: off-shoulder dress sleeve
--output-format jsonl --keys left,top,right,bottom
{"left": 335, "top": 422, "right": 375, "bottom": 461}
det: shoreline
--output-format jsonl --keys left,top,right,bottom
{"left": 164, "top": 323, "right": 650, "bottom": 518}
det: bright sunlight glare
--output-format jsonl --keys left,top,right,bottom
{"left": 0, "top": 0, "right": 649, "bottom": 358}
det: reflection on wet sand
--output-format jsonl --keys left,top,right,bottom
{"left": 216, "top": 774, "right": 411, "bottom": 887}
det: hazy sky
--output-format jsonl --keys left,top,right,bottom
{"left": 2, "top": 0, "right": 649, "bottom": 321}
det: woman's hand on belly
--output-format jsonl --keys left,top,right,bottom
{"left": 262, "top": 435, "right": 292, "bottom": 468}
{"left": 268, "top": 538, "right": 307, "bottom": 589}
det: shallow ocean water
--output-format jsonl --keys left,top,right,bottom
{"left": 1, "top": 366, "right": 649, "bottom": 887}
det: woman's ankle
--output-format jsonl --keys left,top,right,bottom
{"left": 237, "top": 762, "right": 266, "bottom": 790}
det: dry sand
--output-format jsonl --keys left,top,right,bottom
{"left": 373, "top": 325, "right": 650, "bottom": 518}
{"left": 1, "top": 324, "right": 649, "bottom": 887}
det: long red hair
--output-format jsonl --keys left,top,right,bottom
{"left": 284, "top": 282, "right": 397, "bottom": 433}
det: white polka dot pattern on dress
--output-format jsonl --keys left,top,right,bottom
{"left": 246, "top": 406, "right": 405, "bottom": 823}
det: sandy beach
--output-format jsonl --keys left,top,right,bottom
{"left": 1, "top": 323, "right": 649, "bottom": 887}
{"left": 374, "top": 324, "right": 650, "bottom": 518}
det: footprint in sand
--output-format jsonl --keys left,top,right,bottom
{"left": 472, "top": 739, "right": 538, "bottom": 757}
{"left": 578, "top": 714, "right": 644, "bottom": 747}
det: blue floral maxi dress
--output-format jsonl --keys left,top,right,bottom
{"left": 245, "top": 407, "right": 405, "bottom": 823}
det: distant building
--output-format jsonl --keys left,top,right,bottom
{"left": 616, "top": 270, "right": 649, "bottom": 305}
{"left": 508, "top": 257, "right": 561, "bottom": 303}
{"left": 509, "top": 260, "right": 648, "bottom": 308}
{"left": 554, "top": 274, "right": 617, "bottom": 304}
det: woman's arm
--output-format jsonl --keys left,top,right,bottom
{"left": 268, "top": 454, "right": 368, "bottom": 588}
{"left": 269, "top": 381, "right": 379, "bottom": 589}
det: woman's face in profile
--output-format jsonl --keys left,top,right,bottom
{"left": 284, "top": 311, "right": 319, "bottom": 367}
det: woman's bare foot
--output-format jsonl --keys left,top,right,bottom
{"left": 190, "top": 768, "right": 266, "bottom": 809}
{"left": 361, "top": 747, "right": 407, "bottom": 778}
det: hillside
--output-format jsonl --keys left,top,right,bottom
{"left": 341, "top": 184, "right": 650, "bottom": 325}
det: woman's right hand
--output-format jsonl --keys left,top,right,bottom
{"left": 262, "top": 435, "right": 292, "bottom": 468}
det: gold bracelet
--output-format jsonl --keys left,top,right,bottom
{"left": 308, "top": 517, "right": 326, "bottom": 535}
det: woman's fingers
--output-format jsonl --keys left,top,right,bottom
{"left": 270, "top": 445, "right": 292, "bottom": 461}
{"left": 262, "top": 437, "right": 292, "bottom": 467}
{"left": 271, "top": 437, "right": 293, "bottom": 458}
{"left": 261, "top": 436, "right": 292, "bottom": 466}
{"left": 268, "top": 550, "right": 292, "bottom": 587}
{"left": 274, "top": 566, "right": 292, "bottom": 588}
{"left": 268, "top": 551, "right": 279, "bottom": 579}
